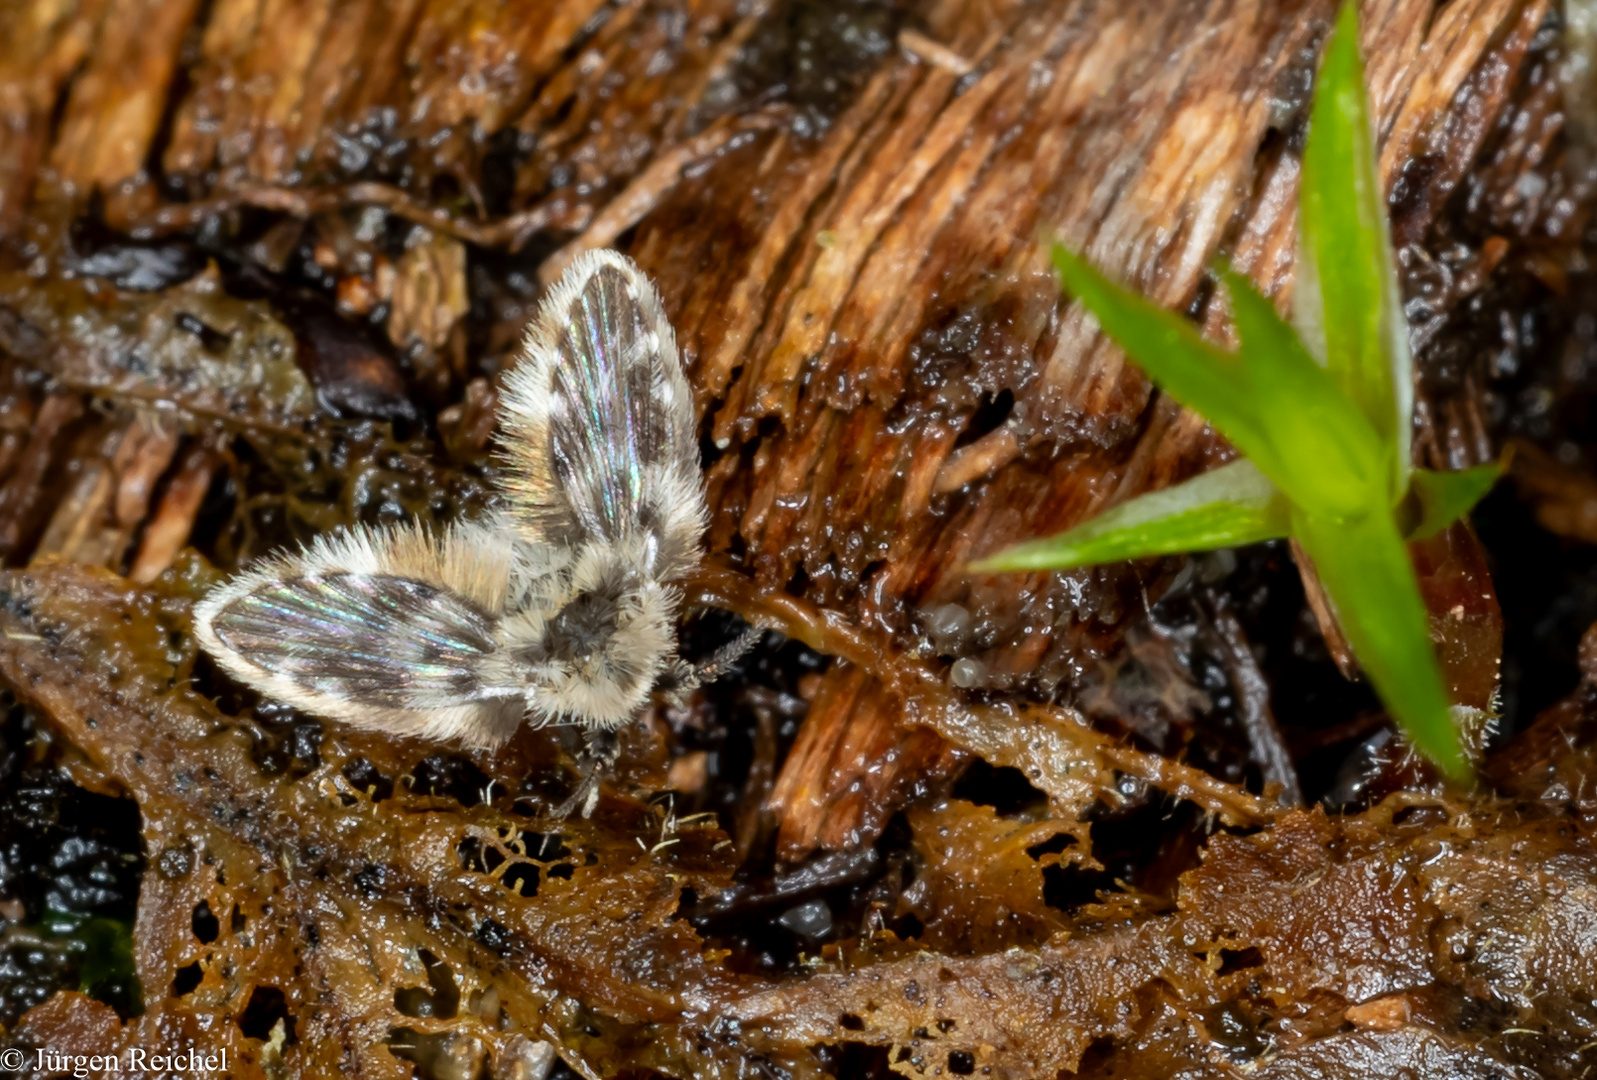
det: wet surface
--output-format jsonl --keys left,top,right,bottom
{"left": 0, "top": 0, "right": 1593, "bottom": 1077}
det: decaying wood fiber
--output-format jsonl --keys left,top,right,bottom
{"left": 0, "top": 0, "right": 1592, "bottom": 1077}
{"left": 644, "top": 0, "right": 1549, "bottom": 854}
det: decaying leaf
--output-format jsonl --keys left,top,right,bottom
{"left": 3, "top": 561, "right": 1595, "bottom": 1078}
{"left": 902, "top": 799, "right": 1087, "bottom": 950}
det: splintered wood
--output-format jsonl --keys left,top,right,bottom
{"left": 0, "top": 0, "right": 1554, "bottom": 846}
{"left": 645, "top": 0, "right": 1544, "bottom": 855}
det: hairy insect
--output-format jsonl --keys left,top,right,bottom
{"left": 195, "top": 250, "right": 748, "bottom": 816}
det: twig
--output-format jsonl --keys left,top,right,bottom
{"left": 898, "top": 29, "right": 975, "bottom": 76}
{"left": 129, "top": 437, "right": 221, "bottom": 583}
{"left": 133, "top": 181, "right": 591, "bottom": 252}
{"left": 1206, "top": 592, "right": 1304, "bottom": 807}
{"left": 687, "top": 561, "right": 1273, "bottom": 826}
{"left": 538, "top": 110, "right": 787, "bottom": 285}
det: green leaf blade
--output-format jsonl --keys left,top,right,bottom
{"left": 1298, "top": 0, "right": 1413, "bottom": 489}
{"left": 1405, "top": 463, "right": 1501, "bottom": 539}
{"left": 971, "top": 459, "right": 1290, "bottom": 572}
{"left": 1052, "top": 246, "right": 1286, "bottom": 483}
{"left": 1294, "top": 508, "right": 1470, "bottom": 781}
{"left": 1223, "top": 269, "right": 1389, "bottom": 514}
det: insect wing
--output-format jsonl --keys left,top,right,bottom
{"left": 194, "top": 520, "right": 527, "bottom": 745}
{"left": 206, "top": 572, "right": 494, "bottom": 705}
{"left": 498, "top": 250, "right": 705, "bottom": 572}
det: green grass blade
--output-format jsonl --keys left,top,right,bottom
{"left": 1293, "top": 508, "right": 1470, "bottom": 780}
{"left": 1405, "top": 464, "right": 1501, "bottom": 539}
{"left": 1052, "top": 245, "right": 1287, "bottom": 481}
{"left": 1224, "top": 269, "right": 1389, "bottom": 514}
{"left": 1298, "top": 0, "right": 1413, "bottom": 490}
{"left": 971, "top": 460, "right": 1289, "bottom": 572}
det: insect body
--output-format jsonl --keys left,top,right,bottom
{"left": 195, "top": 250, "right": 727, "bottom": 815}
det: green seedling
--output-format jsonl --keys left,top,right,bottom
{"left": 972, "top": 1, "right": 1500, "bottom": 780}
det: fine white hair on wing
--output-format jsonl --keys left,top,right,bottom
{"left": 197, "top": 513, "right": 524, "bottom": 618}
{"left": 641, "top": 459, "right": 710, "bottom": 582}
{"left": 495, "top": 248, "right": 708, "bottom": 571}
{"left": 192, "top": 517, "right": 530, "bottom": 746}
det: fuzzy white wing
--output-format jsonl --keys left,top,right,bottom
{"left": 498, "top": 250, "right": 706, "bottom": 579}
{"left": 193, "top": 519, "right": 529, "bottom": 747}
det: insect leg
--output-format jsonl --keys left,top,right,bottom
{"left": 553, "top": 726, "right": 621, "bottom": 820}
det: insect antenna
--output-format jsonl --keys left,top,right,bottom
{"left": 658, "top": 625, "right": 765, "bottom": 706}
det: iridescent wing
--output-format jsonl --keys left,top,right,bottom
{"left": 193, "top": 518, "right": 529, "bottom": 747}
{"left": 497, "top": 250, "right": 706, "bottom": 579}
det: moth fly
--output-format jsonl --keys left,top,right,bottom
{"left": 194, "top": 250, "right": 753, "bottom": 816}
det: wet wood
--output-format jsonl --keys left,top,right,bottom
{"left": 48, "top": 0, "right": 201, "bottom": 195}
{"left": 0, "top": 9, "right": 1581, "bottom": 1067}
{"left": 0, "top": 0, "right": 1584, "bottom": 1073}
{"left": 642, "top": 0, "right": 1545, "bottom": 854}
{"left": 0, "top": 0, "right": 109, "bottom": 230}
{"left": 0, "top": 392, "right": 84, "bottom": 562}
{"left": 128, "top": 438, "right": 218, "bottom": 583}
{"left": 0, "top": 0, "right": 1557, "bottom": 859}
